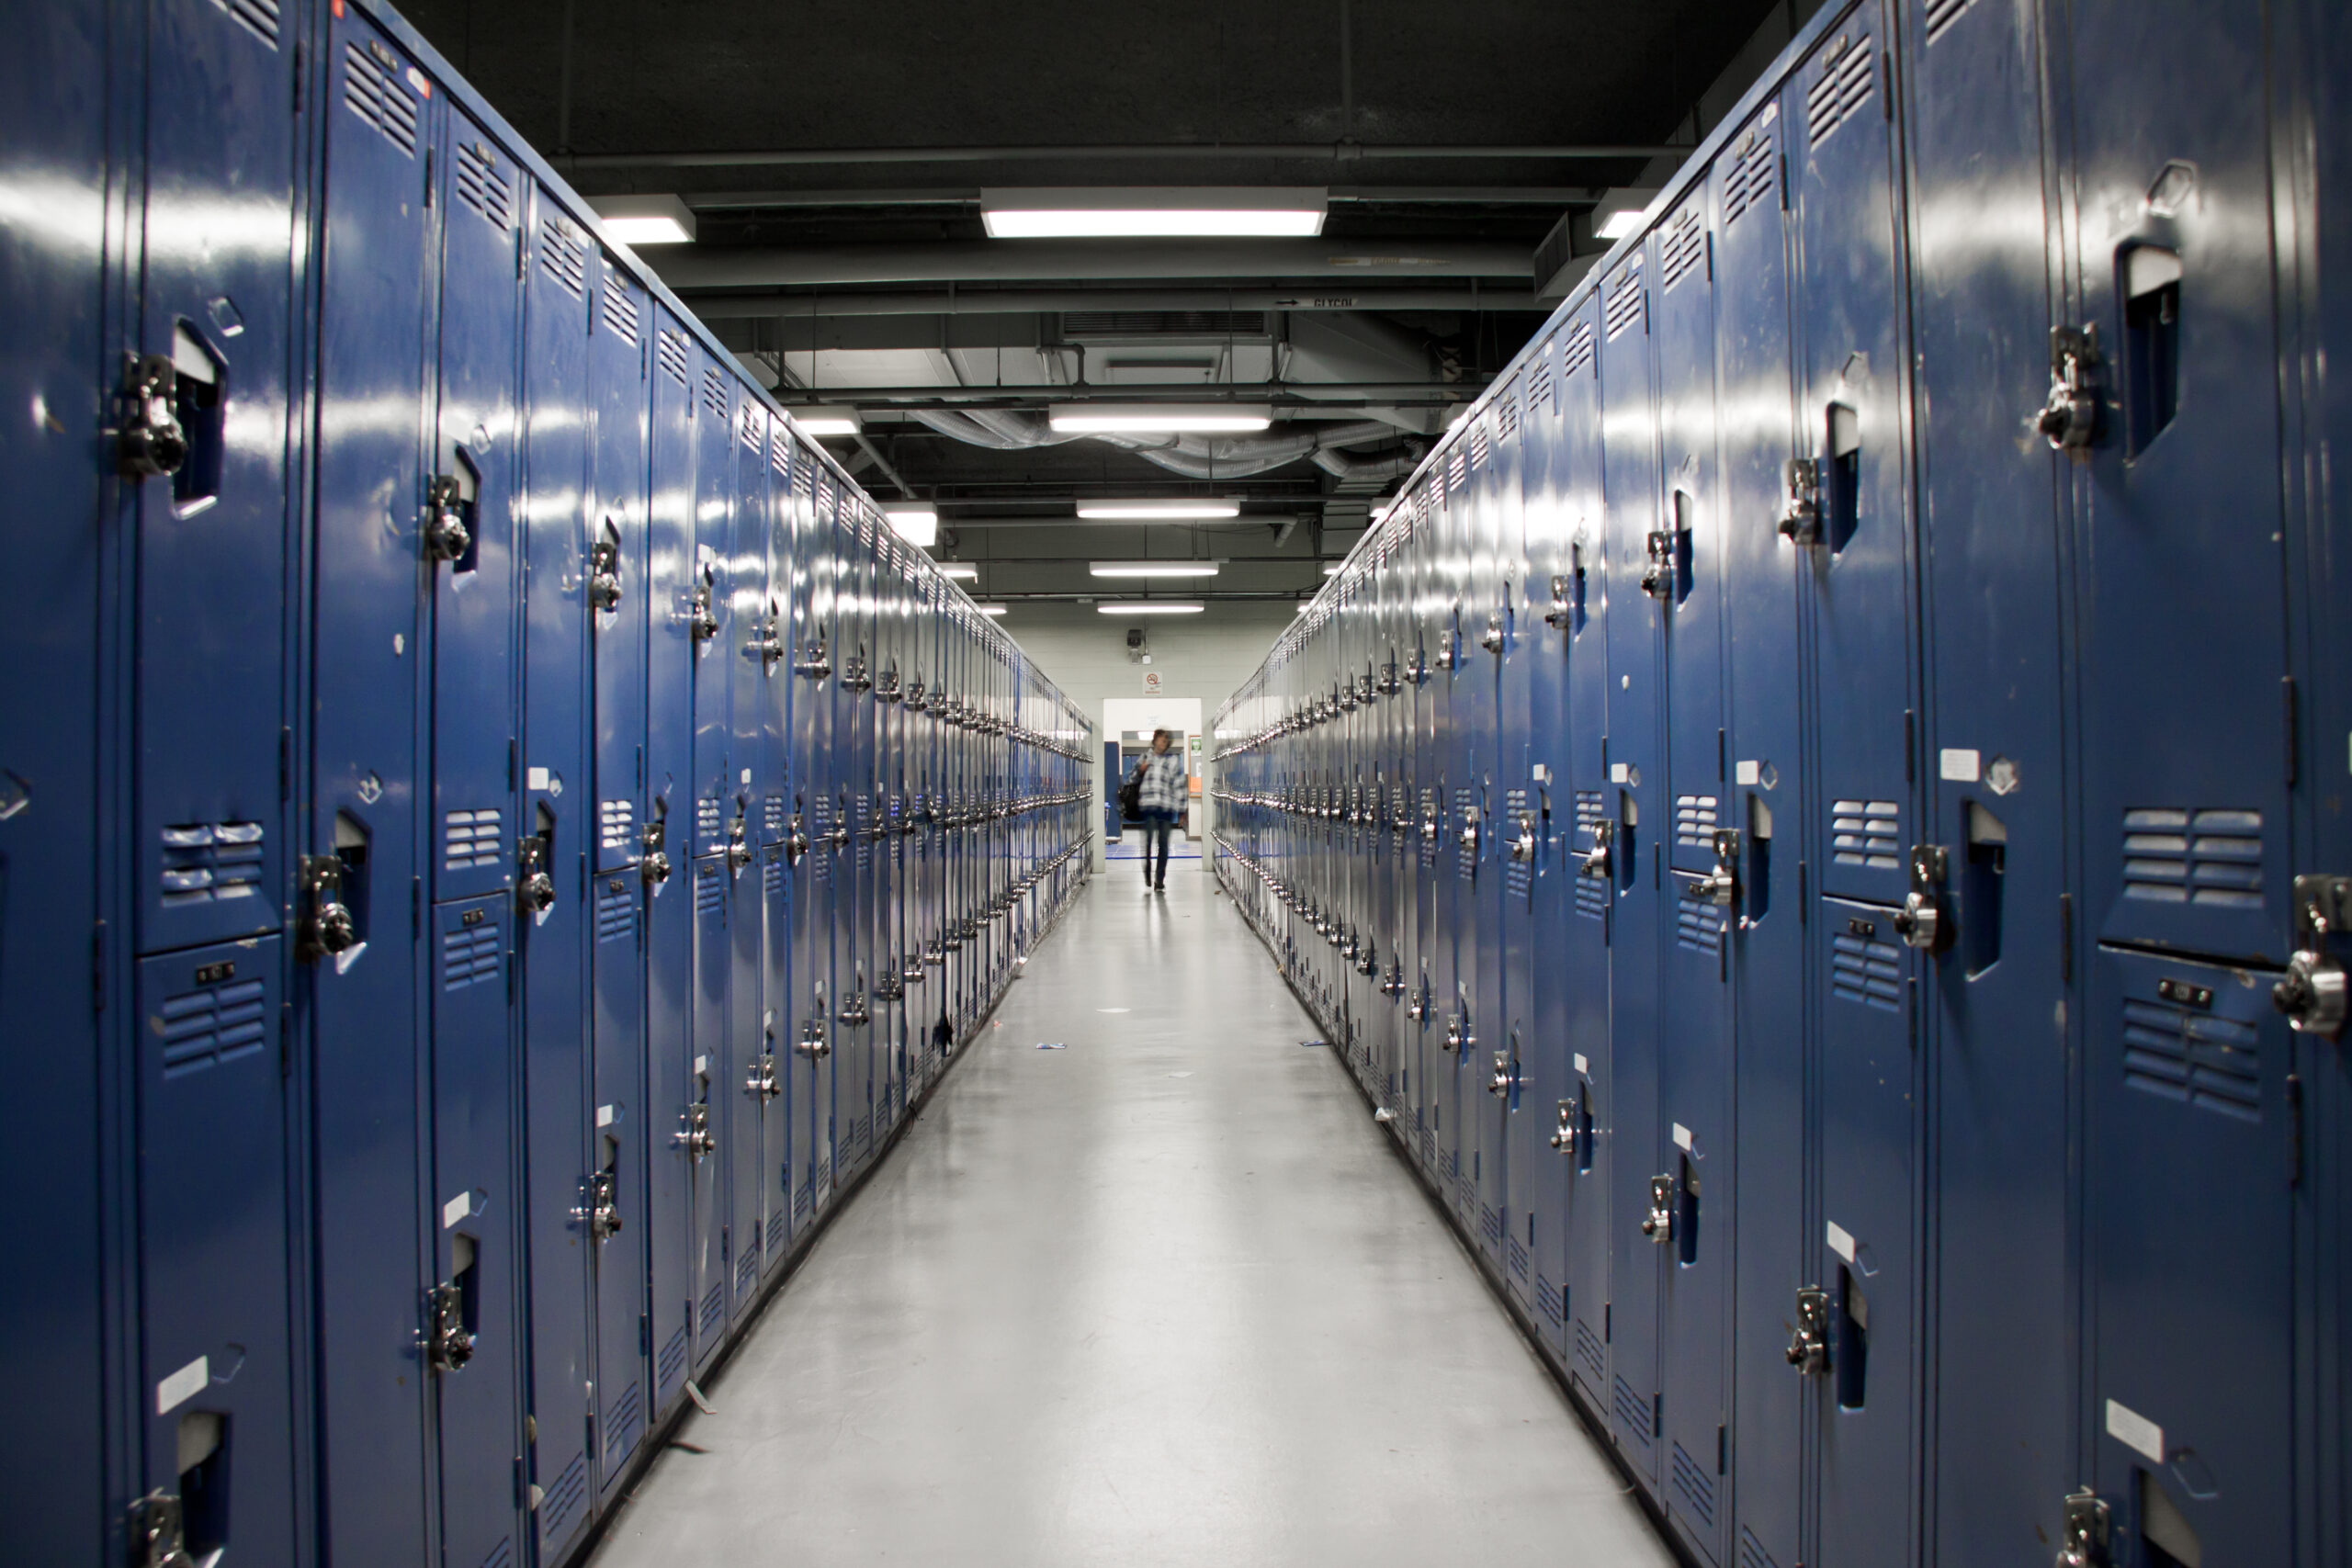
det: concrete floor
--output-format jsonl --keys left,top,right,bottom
{"left": 585, "top": 862, "right": 1673, "bottom": 1568}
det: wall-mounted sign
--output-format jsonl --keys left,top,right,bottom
{"left": 1142, "top": 671, "right": 1163, "bottom": 695}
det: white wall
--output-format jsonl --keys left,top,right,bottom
{"left": 996, "top": 601, "right": 1295, "bottom": 868}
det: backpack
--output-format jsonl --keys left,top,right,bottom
{"left": 1117, "top": 760, "right": 1145, "bottom": 819}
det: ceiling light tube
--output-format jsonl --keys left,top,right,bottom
{"left": 589, "top": 193, "right": 697, "bottom": 245}
{"left": 882, "top": 504, "right": 938, "bottom": 547}
{"left": 1322, "top": 562, "right": 1342, "bottom": 575}
{"left": 1074, "top": 499, "right": 1243, "bottom": 520}
{"left": 787, "top": 405, "right": 861, "bottom": 437}
{"left": 983, "top": 186, "right": 1325, "bottom": 239}
{"left": 935, "top": 562, "right": 978, "bottom": 579}
{"left": 1050, "top": 404, "right": 1272, "bottom": 434}
{"left": 1096, "top": 602, "right": 1204, "bottom": 615}
{"left": 1089, "top": 560, "right": 1219, "bottom": 578}
{"left": 976, "top": 604, "right": 1008, "bottom": 616}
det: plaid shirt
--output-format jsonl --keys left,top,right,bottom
{"left": 1136, "top": 749, "right": 1188, "bottom": 816}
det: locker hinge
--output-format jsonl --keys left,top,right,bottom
{"left": 280, "top": 727, "right": 292, "bottom": 801}
{"left": 2059, "top": 893, "right": 2075, "bottom": 984}
{"left": 514, "top": 1456, "right": 526, "bottom": 1509}
{"left": 280, "top": 1001, "right": 293, "bottom": 1078}
{"left": 2286, "top": 1072, "right": 2304, "bottom": 1185}
{"left": 292, "top": 40, "right": 306, "bottom": 115}
{"left": 2282, "top": 675, "right": 2299, "bottom": 787}
{"left": 423, "top": 147, "right": 434, "bottom": 207}
{"left": 91, "top": 920, "right": 105, "bottom": 1013}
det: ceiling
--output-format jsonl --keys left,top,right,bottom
{"left": 402, "top": 0, "right": 1819, "bottom": 607}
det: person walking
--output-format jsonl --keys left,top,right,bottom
{"left": 1133, "top": 728, "right": 1189, "bottom": 894}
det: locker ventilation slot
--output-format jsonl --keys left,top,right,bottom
{"left": 770, "top": 430, "right": 792, "bottom": 478}
{"left": 1830, "top": 798, "right": 1900, "bottom": 869}
{"left": 699, "top": 1281, "right": 725, "bottom": 1337}
{"left": 2121, "top": 997, "right": 2262, "bottom": 1122}
{"left": 814, "top": 1157, "right": 831, "bottom": 1192}
{"left": 1536, "top": 1274, "right": 1565, "bottom": 1329}
{"left": 1605, "top": 265, "right": 1646, "bottom": 341}
{"left": 1575, "top": 1319, "right": 1606, "bottom": 1383}
{"left": 442, "top": 924, "right": 501, "bottom": 990}
{"left": 1660, "top": 207, "right": 1707, "bottom": 291}
{"left": 2120, "top": 807, "right": 2263, "bottom": 908}
{"left": 159, "top": 821, "right": 265, "bottom": 906}
{"left": 1575, "top": 792, "right": 1608, "bottom": 919}
{"left": 1739, "top": 1527, "right": 1783, "bottom": 1568}
{"left": 454, "top": 144, "right": 513, "bottom": 231}
{"left": 695, "top": 798, "right": 722, "bottom": 843}
{"left": 739, "top": 407, "right": 762, "bottom": 451}
{"left": 1528, "top": 351, "right": 1555, "bottom": 413}
{"left": 1924, "top": 0, "right": 1975, "bottom": 42}
{"left": 1455, "top": 788, "right": 1476, "bottom": 880}
{"left": 1505, "top": 788, "right": 1532, "bottom": 896}
{"left": 701, "top": 367, "right": 728, "bottom": 421}
{"left": 538, "top": 1451, "right": 587, "bottom": 1542}
{"left": 695, "top": 863, "right": 725, "bottom": 916}
{"left": 477, "top": 1538, "right": 512, "bottom": 1568}
{"left": 599, "top": 798, "right": 636, "bottom": 852}
{"left": 793, "top": 464, "right": 813, "bottom": 499}
{"left": 601, "top": 1382, "right": 642, "bottom": 1460}
{"left": 1448, "top": 448, "right": 1468, "bottom": 489}
{"left": 1562, "top": 318, "right": 1597, "bottom": 380}
{"left": 793, "top": 1185, "right": 813, "bottom": 1221}
{"left": 538, "top": 217, "right": 587, "bottom": 299}
{"left": 595, "top": 881, "right": 635, "bottom": 944}
{"left": 1614, "top": 1376, "right": 1654, "bottom": 1446}
{"left": 219, "top": 0, "right": 281, "bottom": 50}
{"left": 766, "top": 1210, "right": 786, "bottom": 1255}
{"left": 1830, "top": 929, "right": 1903, "bottom": 1010}
{"left": 1676, "top": 795, "right": 1720, "bottom": 847}
{"left": 600, "top": 282, "right": 640, "bottom": 344}
{"left": 1498, "top": 393, "right": 1520, "bottom": 444}
{"left": 158, "top": 978, "right": 268, "bottom": 1078}
{"left": 1479, "top": 1202, "right": 1504, "bottom": 1245}
{"left": 657, "top": 330, "right": 690, "bottom": 386}
{"left": 1506, "top": 1233, "right": 1531, "bottom": 1280}
{"left": 1724, "top": 123, "right": 1779, "bottom": 225}
{"left": 1805, "top": 34, "right": 1876, "bottom": 146}
{"left": 656, "top": 1326, "right": 688, "bottom": 1395}
{"left": 1678, "top": 900, "right": 1725, "bottom": 956}
{"left": 763, "top": 858, "right": 784, "bottom": 897}
{"left": 1671, "top": 1440, "right": 1717, "bottom": 1529}
{"left": 444, "top": 808, "right": 504, "bottom": 871}
{"left": 1470, "top": 425, "right": 1491, "bottom": 470}
{"left": 735, "top": 1247, "right": 759, "bottom": 1297}
{"left": 342, "top": 43, "right": 418, "bottom": 157}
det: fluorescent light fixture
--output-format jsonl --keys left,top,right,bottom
{"left": 934, "top": 562, "right": 978, "bottom": 580}
{"left": 1096, "top": 602, "right": 1204, "bottom": 615}
{"left": 1090, "top": 560, "right": 1219, "bottom": 578}
{"left": 1050, "top": 404, "right": 1272, "bottom": 434}
{"left": 982, "top": 186, "right": 1325, "bottom": 239}
{"left": 881, "top": 504, "right": 937, "bottom": 547}
{"left": 1591, "top": 186, "right": 1660, "bottom": 243}
{"left": 1074, "top": 499, "right": 1243, "bottom": 520}
{"left": 589, "top": 193, "right": 697, "bottom": 245}
{"left": 787, "top": 405, "right": 861, "bottom": 437}
{"left": 1596, "top": 210, "right": 1645, "bottom": 240}
{"left": 1322, "top": 562, "right": 1342, "bottom": 575}
{"left": 1296, "top": 603, "right": 1311, "bottom": 614}
{"left": 976, "top": 604, "right": 1008, "bottom": 616}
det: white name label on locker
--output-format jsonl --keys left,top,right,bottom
{"left": 695, "top": 1055, "right": 708, "bottom": 1076}
{"left": 1826, "top": 1220, "right": 1857, "bottom": 1263}
{"left": 1736, "top": 759, "right": 1761, "bottom": 786}
{"left": 1939, "top": 748, "right": 1982, "bottom": 783}
{"left": 1574, "top": 1054, "right": 1589, "bottom": 1076}
{"left": 2106, "top": 1399, "right": 2165, "bottom": 1464}
{"left": 1672, "top": 1122, "right": 1694, "bottom": 1152}
{"left": 444, "top": 1191, "right": 472, "bottom": 1229}
{"left": 157, "top": 1355, "right": 209, "bottom": 1416}
{"left": 597, "top": 1104, "right": 617, "bottom": 1128}
{"left": 528, "top": 766, "right": 550, "bottom": 792}
{"left": 1610, "top": 763, "right": 1629, "bottom": 783}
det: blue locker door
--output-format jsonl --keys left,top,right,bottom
{"left": 310, "top": 18, "right": 434, "bottom": 1562}
{"left": 688, "top": 853, "right": 730, "bottom": 1370}
{"left": 2064, "top": 8, "right": 2297, "bottom": 1561}
{"left": 1895, "top": 0, "right": 2075, "bottom": 1561}
{"left": 1599, "top": 243, "right": 1668, "bottom": 1484}
{"left": 1788, "top": 15, "right": 1920, "bottom": 1567}
{"left": 840, "top": 513, "right": 875, "bottom": 1168}
{"left": 1653, "top": 180, "right": 1733, "bottom": 1564}
{"left": 1432, "top": 471, "right": 1471, "bottom": 1213}
{"left": 136, "top": 941, "right": 296, "bottom": 1568}
{"left": 428, "top": 897, "right": 522, "bottom": 1568}
{"left": 641, "top": 311, "right": 697, "bottom": 1425}
{"left": 1407, "top": 498, "right": 1442, "bottom": 1178}
{"left": 1489, "top": 391, "right": 1538, "bottom": 1311}
{"left": 727, "top": 402, "right": 771, "bottom": 1308}
{"left": 136, "top": 0, "right": 298, "bottom": 957}
{"left": 787, "top": 453, "right": 833, "bottom": 1223}
{"left": 1711, "top": 95, "right": 1809, "bottom": 1568}
{"left": 0, "top": 8, "right": 106, "bottom": 1555}
{"left": 516, "top": 196, "right": 594, "bottom": 1560}
{"left": 587, "top": 253, "right": 651, "bottom": 1500}
{"left": 757, "top": 425, "right": 795, "bottom": 1273}
{"left": 1550, "top": 304, "right": 1614, "bottom": 1405}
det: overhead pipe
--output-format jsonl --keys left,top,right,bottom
{"left": 569, "top": 141, "right": 1682, "bottom": 171}
{"left": 907, "top": 409, "right": 1414, "bottom": 482}
{"left": 695, "top": 287, "right": 1539, "bottom": 317}
{"left": 650, "top": 238, "right": 1530, "bottom": 291}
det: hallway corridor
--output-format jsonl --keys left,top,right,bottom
{"left": 583, "top": 863, "right": 1673, "bottom": 1568}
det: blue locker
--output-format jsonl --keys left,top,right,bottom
{"left": 755, "top": 422, "right": 795, "bottom": 1277}
{"left": 786, "top": 448, "right": 835, "bottom": 1224}
{"left": 587, "top": 248, "right": 652, "bottom": 1499}
{"left": 1598, "top": 241, "right": 1668, "bottom": 1483}
{"left": 1406, "top": 491, "right": 1443, "bottom": 1180}
{"left": 308, "top": 17, "right": 435, "bottom": 1562}
{"left": 2064, "top": 6, "right": 2300, "bottom": 1563}
{"left": 1894, "top": 0, "right": 2077, "bottom": 1561}
{"left": 726, "top": 400, "right": 771, "bottom": 1312}
{"left": 1464, "top": 410, "right": 1511, "bottom": 1271}
{"left": 516, "top": 191, "right": 596, "bottom": 1562}
{"left": 0, "top": 7, "right": 107, "bottom": 1556}
{"left": 839, "top": 502, "right": 876, "bottom": 1169}
{"left": 686, "top": 348, "right": 736, "bottom": 1371}
{"left": 1651, "top": 175, "right": 1735, "bottom": 1564}
{"left": 875, "top": 542, "right": 910, "bottom": 1123}
{"left": 642, "top": 308, "right": 698, "bottom": 1424}
{"left": 135, "top": 0, "right": 300, "bottom": 960}
{"left": 135, "top": 941, "right": 299, "bottom": 1568}
{"left": 1710, "top": 92, "right": 1810, "bottom": 1568}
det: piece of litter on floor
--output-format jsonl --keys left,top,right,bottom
{"left": 684, "top": 1380, "right": 718, "bottom": 1416}
{"left": 1168, "top": 1071, "right": 1193, "bottom": 1078}
{"left": 1036, "top": 1042, "right": 1067, "bottom": 1050}
{"left": 1299, "top": 1039, "right": 1326, "bottom": 1048}
{"left": 1373, "top": 1107, "right": 1396, "bottom": 1122}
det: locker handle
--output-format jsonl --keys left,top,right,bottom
{"left": 117, "top": 353, "right": 189, "bottom": 479}
{"left": 424, "top": 473, "right": 473, "bottom": 566}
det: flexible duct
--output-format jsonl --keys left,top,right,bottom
{"left": 908, "top": 409, "right": 1412, "bottom": 481}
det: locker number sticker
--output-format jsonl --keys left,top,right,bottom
{"left": 2106, "top": 1398, "right": 2165, "bottom": 1464}
{"left": 157, "top": 1355, "right": 209, "bottom": 1416}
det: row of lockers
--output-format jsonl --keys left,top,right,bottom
{"left": 1214, "top": 2, "right": 2351, "bottom": 1567}
{"left": 3, "top": 2, "right": 1092, "bottom": 1565}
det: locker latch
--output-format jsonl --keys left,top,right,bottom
{"left": 117, "top": 354, "right": 188, "bottom": 479}
{"left": 424, "top": 474, "right": 472, "bottom": 564}
{"left": 1356, "top": 939, "right": 1379, "bottom": 978}
{"left": 1549, "top": 1099, "right": 1577, "bottom": 1156}
{"left": 588, "top": 534, "right": 623, "bottom": 611}
{"left": 1443, "top": 1006, "right": 1475, "bottom": 1056}
{"left": 1640, "top": 529, "right": 1681, "bottom": 601}
{"left": 580, "top": 1167, "right": 622, "bottom": 1241}
{"left": 518, "top": 833, "right": 557, "bottom": 915}
{"left": 782, "top": 814, "right": 808, "bottom": 865}
{"left": 903, "top": 676, "right": 928, "bottom": 712}
{"left": 676, "top": 1100, "right": 717, "bottom": 1159}
{"left": 1487, "top": 1051, "right": 1513, "bottom": 1097}
{"left": 837, "top": 980, "right": 871, "bottom": 1028}
{"left": 745, "top": 604, "right": 784, "bottom": 670}
{"left": 1785, "top": 1284, "right": 1831, "bottom": 1374}
{"left": 640, "top": 818, "right": 672, "bottom": 886}
{"left": 2036, "top": 326, "right": 2102, "bottom": 452}
{"left": 1579, "top": 820, "right": 1615, "bottom": 882}
{"left": 1510, "top": 809, "right": 1540, "bottom": 863}
{"left": 129, "top": 1490, "right": 197, "bottom": 1568}
{"left": 841, "top": 649, "right": 872, "bottom": 694}
{"left": 795, "top": 1009, "right": 830, "bottom": 1059}
{"left": 1640, "top": 1174, "right": 1676, "bottom": 1243}
{"left": 1780, "top": 458, "right": 1823, "bottom": 545}
{"left": 902, "top": 951, "right": 927, "bottom": 987}
{"left": 1377, "top": 658, "right": 1401, "bottom": 696}
{"left": 1408, "top": 977, "right": 1430, "bottom": 1023}
{"left": 1892, "top": 843, "right": 1950, "bottom": 952}
{"left": 300, "top": 854, "right": 358, "bottom": 962}
{"left": 425, "top": 1280, "right": 475, "bottom": 1372}
{"left": 1380, "top": 958, "right": 1407, "bottom": 999}
{"left": 2273, "top": 874, "right": 2350, "bottom": 1039}
{"left": 1480, "top": 610, "right": 1506, "bottom": 654}
{"left": 876, "top": 662, "right": 903, "bottom": 702}
{"left": 2053, "top": 1489, "right": 2110, "bottom": 1568}
{"left": 688, "top": 573, "right": 720, "bottom": 642}
{"left": 1688, "top": 828, "right": 1740, "bottom": 907}
{"left": 1544, "top": 572, "right": 1578, "bottom": 630}
{"left": 745, "top": 1050, "right": 781, "bottom": 1105}
{"left": 791, "top": 634, "right": 830, "bottom": 677}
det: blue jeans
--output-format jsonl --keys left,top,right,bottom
{"left": 1140, "top": 810, "right": 1175, "bottom": 886}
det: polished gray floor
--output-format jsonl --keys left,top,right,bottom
{"left": 586, "top": 862, "right": 1671, "bottom": 1568}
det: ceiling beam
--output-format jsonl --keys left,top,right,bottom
{"left": 673, "top": 186, "right": 1600, "bottom": 209}
{"left": 568, "top": 141, "right": 1681, "bottom": 172}
{"left": 694, "top": 287, "right": 1538, "bottom": 317}
{"left": 652, "top": 238, "right": 1529, "bottom": 291}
